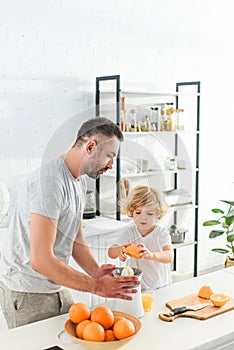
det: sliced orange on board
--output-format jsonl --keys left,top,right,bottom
{"left": 210, "top": 293, "right": 229, "bottom": 307}
{"left": 198, "top": 285, "right": 214, "bottom": 299}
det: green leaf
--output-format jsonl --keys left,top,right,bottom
{"left": 211, "top": 248, "right": 230, "bottom": 254}
{"left": 222, "top": 222, "right": 229, "bottom": 229}
{"left": 212, "top": 208, "right": 224, "bottom": 214}
{"left": 227, "top": 232, "right": 234, "bottom": 243}
{"left": 203, "top": 220, "right": 220, "bottom": 226}
{"left": 209, "top": 230, "right": 224, "bottom": 238}
{"left": 225, "top": 215, "right": 234, "bottom": 226}
{"left": 220, "top": 200, "right": 234, "bottom": 206}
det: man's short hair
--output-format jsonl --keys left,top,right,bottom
{"left": 73, "top": 116, "right": 123, "bottom": 146}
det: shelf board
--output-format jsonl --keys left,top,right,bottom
{"left": 168, "top": 203, "right": 194, "bottom": 211}
{"left": 99, "top": 90, "right": 200, "bottom": 98}
{"left": 102, "top": 169, "right": 182, "bottom": 178}
{"left": 122, "top": 130, "right": 199, "bottom": 137}
{"left": 172, "top": 240, "right": 197, "bottom": 249}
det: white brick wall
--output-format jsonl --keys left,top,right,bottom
{"left": 0, "top": 0, "right": 233, "bottom": 273}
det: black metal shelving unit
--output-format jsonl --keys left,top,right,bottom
{"left": 175, "top": 81, "right": 200, "bottom": 277}
{"left": 95, "top": 75, "right": 121, "bottom": 220}
{"left": 95, "top": 75, "right": 200, "bottom": 277}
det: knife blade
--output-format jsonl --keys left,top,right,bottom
{"left": 170, "top": 302, "right": 212, "bottom": 315}
{"left": 159, "top": 302, "right": 212, "bottom": 322}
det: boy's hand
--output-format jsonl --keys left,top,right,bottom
{"left": 137, "top": 243, "right": 153, "bottom": 260}
{"left": 119, "top": 243, "right": 131, "bottom": 262}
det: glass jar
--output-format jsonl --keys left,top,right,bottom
{"left": 175, "top": 108, "right": 185, "bottom": 130}
{"left": 83, "top": 191, "right": 96, "bottom": 219}
{"left": 129, "top": 109, "right": 137, "bottom": 132}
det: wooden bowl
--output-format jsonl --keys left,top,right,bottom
{"left": 64, "top": 310, "right": 142, "bottom": 350}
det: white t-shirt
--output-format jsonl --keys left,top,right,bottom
{"left": 117, "top": 223, "right": 172, "bottom": 289}
{"left": 0, "top": 157, "right": 87, "bottom": 293}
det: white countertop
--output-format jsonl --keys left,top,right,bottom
{"left": 82, "top": 216, "right": 129, "bottom": 237}
{"left": 1, "top": 267, "right": 234, "bottom": 350}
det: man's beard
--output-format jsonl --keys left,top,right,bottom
{"left": 83, "top": 162, "right": 100, "bottom": 179}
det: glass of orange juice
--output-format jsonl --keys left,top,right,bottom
{"left": 142, "top": 289, "right": 155, "bottom": 312}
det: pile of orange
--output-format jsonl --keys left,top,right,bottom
{"left": 68, "top": 303, "right": 136, "bottom": 342}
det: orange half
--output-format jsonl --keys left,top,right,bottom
{"left": 126, "top": 244, "right": 141, "bottom": 260}
{"left": 198, "top": 285, "right": 214, "bottom": 299}
{"left": 210, "top": 293, "right": 229, "bottom": 307}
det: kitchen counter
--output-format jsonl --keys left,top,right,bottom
{"left": 82, "top": 216, "right": 129, "bottom": 238}
{"left": 0, "top": 267, "right": 234, "bottom": 350}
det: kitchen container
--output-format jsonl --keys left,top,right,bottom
{"left": 83, "top": 190, "right": 96, "bottom": 219}
{"left": 111, "top": 267, "right": 144, "bottom": 318}
{"left": 170, "top": 224, "right": 188, "bottom": 243}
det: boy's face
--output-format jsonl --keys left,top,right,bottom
{"left": 132, "top": 205, "right": 157, "bottom": 232}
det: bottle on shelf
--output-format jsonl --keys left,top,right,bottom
{"left": 129, "top": 109, "right": 137, "bottom": 132}
{"left": 161, "top": 104, "right": 168, "bottom": 131}
{"left": 164, "top": 157, "right": 177, "bottom": 170}
{"left": 175, "top": 108, "right": 185, "bottom": 130}
{"left": 150, "top": 107, "right": 160, "bottom": 131}
{"left": 157, "top": 106, "right": 162, "bottom": 131}
{"left": 120, "top": 97, "right": 126, "bottom": 132}
{"left": 145, "top": 115, "right": 151, "bottom": 131}
{"left": 167, "top": 103, "right": 175, "bottom": 131}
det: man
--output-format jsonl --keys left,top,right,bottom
{"left": 0, "top": 116, "right": 140, "bottom": 328}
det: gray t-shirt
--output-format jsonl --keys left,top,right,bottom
{"left": 0, "top": 157, "right": 87, "bottom": 293}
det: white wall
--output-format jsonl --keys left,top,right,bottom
{"left": 0, "top": 0, "right": 233, "bottom": 272}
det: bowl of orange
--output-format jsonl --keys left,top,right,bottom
{"left": 210, "top": 293, "right": 229, "bottom": 307}
{"left": 64, "top": 303, "right": 142, "bottom": 350}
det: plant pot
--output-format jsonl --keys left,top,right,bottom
{"left": 224, "top": 256, "right": 234, "bottom": 268}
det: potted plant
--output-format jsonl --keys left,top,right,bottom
{"left": 203, "top": 200, "right": 234, "bottom": 268}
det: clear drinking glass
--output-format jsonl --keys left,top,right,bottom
{"left": 142, "top": 289, "right": 155, "bottom": 312}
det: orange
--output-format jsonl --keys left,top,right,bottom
{"left": 104, "top": 329, "right": 117, "bottom": 342}
{"left": 210, "top": 293, "right": 229, "bottom": 307}
{"left": 112, "top": 315, "right": 126, "bottom": 328}
{"left": 83, "top": 321, "right": 105, "bottom": 342}
{"left": 198, "top": 285, "right": 214, "bottom": 299}
{"left": 126, "top": 244, "right": 141, "bottom": 260}
{"left": 113, "top": 319, "right": 135, "bottom": 340}
{"left": 75, "top": 319, "right": 92, "bottom": 339}
{"left": 68, "top": 303, "right": 91, "bottom": 324}
{"left": 91, "top": 305, "right": 114, "bottom": 330}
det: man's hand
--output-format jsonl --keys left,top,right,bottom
{"left": 93, "top": 264, "right": 116, "bottom": 278}
{"left": 94, "top": 274, "right": 140, "bottom": 300}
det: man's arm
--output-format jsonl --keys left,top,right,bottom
{"left": 30, "top": 213, "right": 140, "bottom": 299}
{"left": 71, "top": 222, "right": 99, "bottom": 277}
{"left": 30, "top": 213, "right": 97, "bottom": 293}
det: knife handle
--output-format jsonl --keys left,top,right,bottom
{"left": 170, "top": 306, "right": 188, "bottom": 315}
{"left": 158, "top": 312, "right": 184, "bottom": 322}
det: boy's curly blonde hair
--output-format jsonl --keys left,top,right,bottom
{"left": 122, "top": 185, "right": 169, "bottom": 220}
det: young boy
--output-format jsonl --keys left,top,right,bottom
{"left": 108, "top": 185, "right": 174, "bottom": 290}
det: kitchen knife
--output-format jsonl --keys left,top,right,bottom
{"left": 159, "top": 302, "right": 212, "bottom": 322}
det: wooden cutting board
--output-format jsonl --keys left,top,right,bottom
{"left": 159, "top": 293, "right": 234, "bottom": 321}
